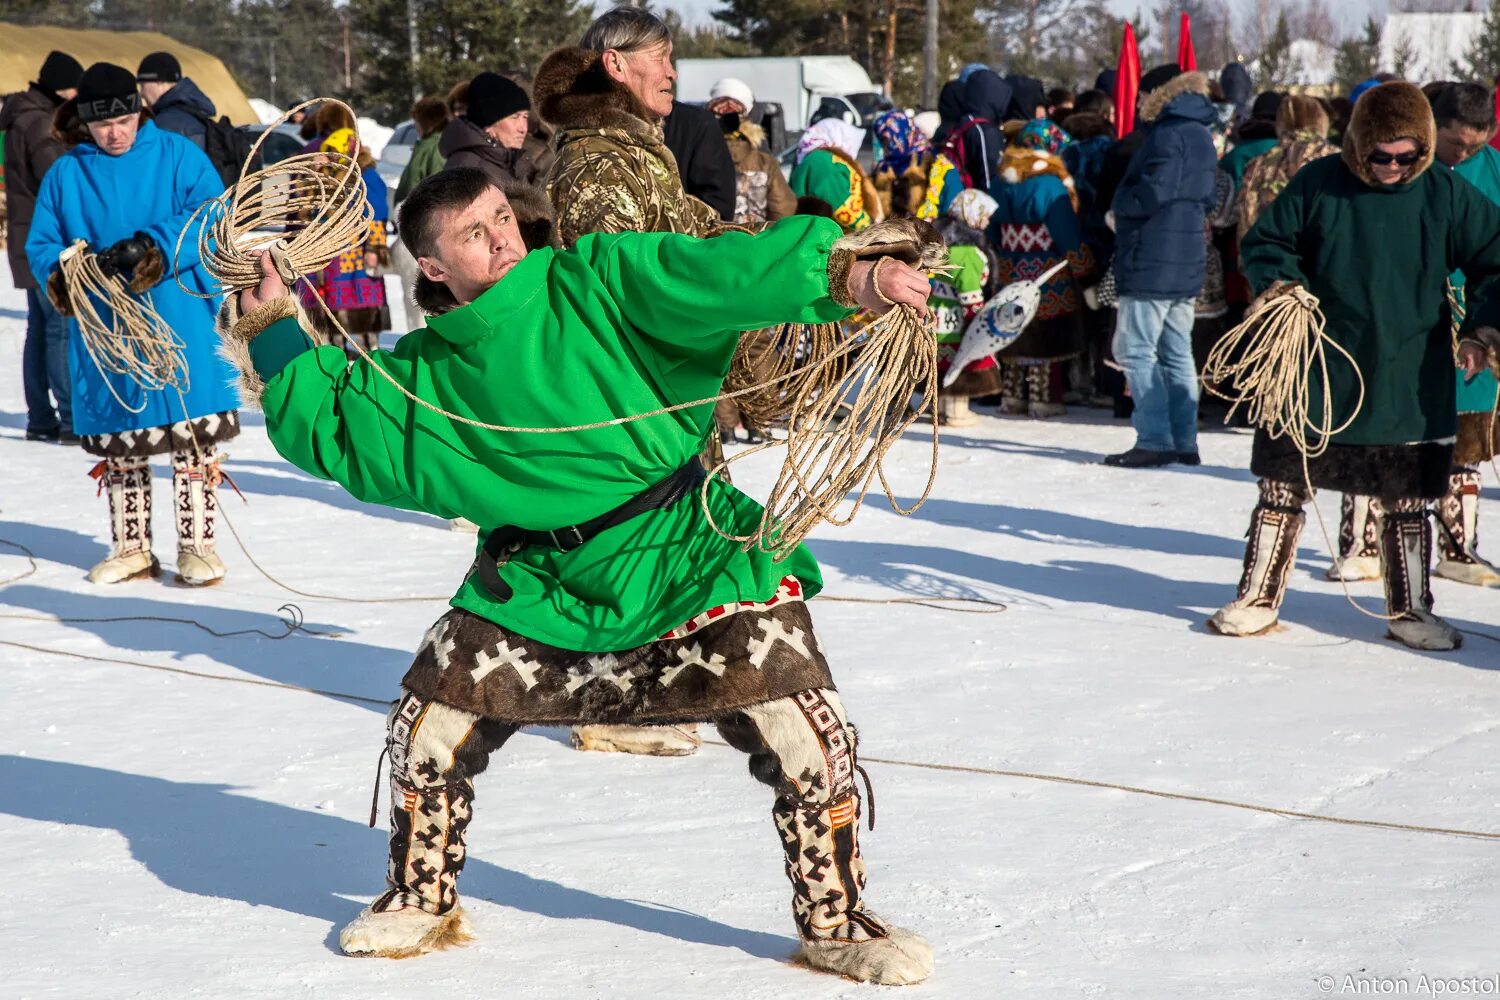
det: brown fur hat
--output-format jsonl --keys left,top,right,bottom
{"left": 410, "top": 96, "right": 451, "bottom": 139}
{"left": 1341, "top": 81, "right": 1435, "bottom": 187}
{"left": 533, "top": 47, "right": 658, "bottom": 138}
{"left": 1138, "top": 71, "right": 1210, "bottom": 124}
{"left": 1275, "top": 94, "right": 1329, "bottom": 140}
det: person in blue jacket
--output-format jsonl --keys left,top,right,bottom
{"left": 26, "top": 62, "right": 241, "bottom": 587}
{"left": 1104, "top": 71, "right": 1219, "bottom": 468}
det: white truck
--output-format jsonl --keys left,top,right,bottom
{"left": 675, "top": 56, "right": 883, "bottom": 133}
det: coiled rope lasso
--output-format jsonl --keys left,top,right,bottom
{"left": 174, "top": 98, "right": 944, "bottom": 560}
{"left": 57, "top": 240, "right": 187, "bottom": 413}
{"left": 1201, "top": 285, "right": 1399, "bottom": 620}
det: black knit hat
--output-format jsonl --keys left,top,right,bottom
{"left": 37, "top": 50, "right": 84, "bottom": 93}
{"left": 465, "top": 72, "right": 529, "bottom": 128}
{"left": 1139, "top": 63, "right": 1182, "bottom": 95}
{"left": 1251, "top": 91, "right": 1285, "bottom": 120}
{"left": 136, "top": 51, "right": 182, "bottom": 83}
{"left": 76, "top": 62, "right": 141, "bottom": 123}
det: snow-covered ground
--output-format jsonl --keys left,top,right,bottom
{"left": 2, "top": 274, "right": 1500, "bottom": 1000}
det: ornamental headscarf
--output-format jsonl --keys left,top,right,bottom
{"left": 796, "top": 118, "right": 867, "bottom": 164}
{"left": 874, "top": 109, "right": 931, "bottom": 176}
{"left": 947, "top": 187, "right": 999, "bottom": 232}
{"left": 1010, "top": 119, "right": 1071, "bottom": 156}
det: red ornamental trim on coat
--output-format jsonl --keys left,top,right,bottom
{"left": 660, "top": 576, "right": 805, "bottom": 640}
{"left": 998, "top": 222, "right": 1055, "bottom": 253}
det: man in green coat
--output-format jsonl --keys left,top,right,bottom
{"left": 1210, "top": 82, "right": 1500, "bottom": 651}
{"left": 217, "top": 166, "right": 937, "bottom": 984}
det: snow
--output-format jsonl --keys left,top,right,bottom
{"left": 1383, "top": 12, "right": 1486, "bottom": 84}
{"left": 248, "top": 98, "right": 284, "bottom": 126}
{"left": 3, "top": 269, "right": 1500, "bottom": 998}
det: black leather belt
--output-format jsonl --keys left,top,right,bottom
{"left": 474, "top": 457, "right": 707, "bottom": 603}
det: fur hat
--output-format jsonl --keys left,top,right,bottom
{"left": 534, "top": 47, "right": 658, "bottom": 137}
{"left": 1138, "top": 71, "right": 1210, "bottom": 124}
{"left": 1341, "top": 81, "right": 1435, "bottom": 188}
{"left": 1275, "top": 94, "right": 1329, "bottom": 140}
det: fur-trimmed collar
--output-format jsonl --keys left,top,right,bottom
{"left": 1340, "top": 81, "right": 1435, "bottom": 188}
{"left": 1138, "top": 71, "right": 1211, "bottom": 124}
{"left": 997, "top": 146, "right": 1078, "bottom": 211}
{"left": 534, "top": 47, "right": 661, "bottom": 143}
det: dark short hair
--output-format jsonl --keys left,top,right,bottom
{"left": 1432, "top": 82, "right": 1497, "bottom": 133}
{"left": 410, "top": 96, "right": 451, "bottom": 139}
{"left": 1045, "top": 87, "right": 1073, "bottom": 109}
{"left": 1072, "top": 89, "right": 1114, "bottom": 118}
{"left": 398, "top": 167, "right": 501, "bottom": 259}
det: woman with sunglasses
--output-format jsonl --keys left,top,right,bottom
{"left": 1210, "top": 81, "right": 1500, "bottom": 651}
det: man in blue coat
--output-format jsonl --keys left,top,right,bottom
{"left": 1104, "top": 71, "right": 1219, "bottom": 468}
{"left": 26, "top": 62, "right": 241, "bottom": 587}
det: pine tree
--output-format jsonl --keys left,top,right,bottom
{"left": 1464, "top": 0, "right": 1500, "bottom": 84}
{"left": 1332, "top": 15, "right": 1381, "bottom": 95}
{"left": 1252, "top": 9, "right": 1294, "bottom": 90}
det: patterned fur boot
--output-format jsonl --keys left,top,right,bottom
{"left": 1026, "top": 365, "right": 1065, "bottom": 419}
{"left": 87, "top": 457, "right": 159, "bottom": 584}
{"left": 1210, "top": 480, "right": 1306, "bottom": 637}
{"left": 570, "top": 722, "right": 702, "bottom": 756}
{"left": 1381, "top": 507, "right": 1462, "bottom": 651}
{"left": 1434, "top": 469, "right": 1500, "bottom": 588}
{"left": 341, "top": 690, "right": 514, "bottom": 958}
{"left": 172, "top": 450, "right": 226, "bottom": 586}
{"left": 1325, "top": 493, "right": 1382, "bottom": 582}
{"left": 720, "top": 689, "right": 932, "bottom": 985}
{"left": 998, "top": 363, "right": 1027, "bottom": 415}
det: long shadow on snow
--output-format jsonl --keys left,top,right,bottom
{"left": 933, "top": 430, "right": 1260, "bottom": 485}
{"left": 807, "top": 536, "right": 1496, "bottom": 663}
{"left": 208, "top": 465, "right": 442, "bottom": 529}
{"left": 0, "top": 519, "right": 109, "bottom": 572}
{"left": 0, "top": 755, "right": 795, "bottom": 959}
{"left": 0, "top": 583, "right": 411, "bottom": 701}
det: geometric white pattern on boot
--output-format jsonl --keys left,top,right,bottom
{"left": 1324, "top": 555, "right": 1380, "bottom": 582}
{"left": 1434, "top": 558, "right": 1500, "bottom": 587}
{"left": 1386, "top": 611, "right": 1463, "bottom": 651}
{"left": 338, "top": 904, "right": 473, "bottom": 959}
{"left": 176, "top": 549, "right": 226, "bottom": 587}
{"left": 570, "top": 723, "right": 702, "bottom": 756}
{"left": 87, "top": 549, "right": 160, "bottom": 585}
{"left": 800, "top": 921, "right": 934, "bottom": 985}
{"left": 1208, "top": 602, "right": 1279, "bottom": 636}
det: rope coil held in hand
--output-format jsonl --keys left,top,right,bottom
{"left": 176, "top": 98, "right": 945, "bottom": 560}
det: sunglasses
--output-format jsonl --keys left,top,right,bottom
{"left": 1367, "top": 150, "right": 1423, "bottom": 166}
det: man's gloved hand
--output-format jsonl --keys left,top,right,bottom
{"left": 96, "top": 231, "right": 157, "bottom": 282}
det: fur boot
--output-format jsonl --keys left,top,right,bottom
{"left": 718, "top": 689, "right": 933, "bottom": 986}
{"left": 341, "top": 690, "right": 515, "bottom": 958}
{"left": 172, "top": 450, "right": 225, "bottom": 586}
{"left": 935, "top": 394, "right": 978, "bottom": 427}
{"left": 998, "top": 363, "right": 1027, "bottom": 414}
{"left": 1210, "top": 480, "right": 1306, "bottom": 636}
{"left": 570, "top": 723, "right": 702, "bottom": 756}
{"left": 1435, "top": 468, "right": 1500, "bottom": 587}
{"left": 1325, "top": 493, "right": 1382, "bottom": 581}
{"left": 1026, "top": 365, "right": 1065, "bottom": 418}
{"left": 88, "top": 457, "right": 159, "bottom": 584}
{"left": 1381, "top": 507, "right": 1462, "bottom": 651}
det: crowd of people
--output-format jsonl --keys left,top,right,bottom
{"left": 3, "top": 3, "right": 1500, "bottom": 986}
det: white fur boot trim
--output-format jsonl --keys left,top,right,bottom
{"left": 1028, "top": 400, "right": 1066, "bottom": 419}
{"left": 936, "top": 395, "right": 978, "bottom": 427}
{"left": 1434, "top": 558, "right": 1500, "bottom": 587}
{"left": 1386, "top": 611, "right": 1462, "bottom": 652}
{"left": 800, "top": 923, "right": 934, "bottom": 986}
{"left": 1208, "top": 602, "right": 1279, "bottom": 636}
{"left": 1324, "top": 555, "right": 1380, "bottom": 582}
{"left": 339, "top": 904, "right": 473, "bottom": 959}
{"left": 176, "top": 549, "right": 226, "bottom": 586}
{"left": 571, "top": 723, "right": 701, "bottom": 756}
{"left": 449, "top": 517, "right": 480, "bottom": 534}
{"left": 87, "top": 549, "right": 160, "bottom": 585}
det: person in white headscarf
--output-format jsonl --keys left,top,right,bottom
{"left": 790, "top": 118, "right": 881, "bottom": 231}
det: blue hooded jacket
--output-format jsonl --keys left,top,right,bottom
{"left": 148, "top": 78, "right": 217, "bottom": 150}
{"left": 1110, "top": 85, "right": 1219, "bottom": 300}
{"left": 26, "top": 120, "right": 239, "bottom": 437}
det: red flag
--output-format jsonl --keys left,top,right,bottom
{"left": 1114, "top": 21, "right": 1141, "bottom": 139}
{"left": 1177, "top": 12, "right": 1197, "bottom": 71}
